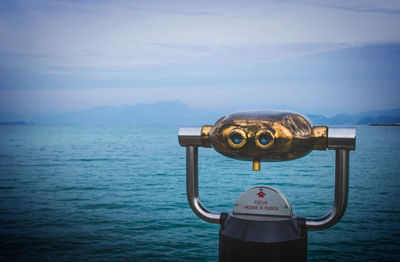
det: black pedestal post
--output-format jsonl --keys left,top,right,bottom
{"left": 219, "top": 213, "right": 307, "bottom": 262}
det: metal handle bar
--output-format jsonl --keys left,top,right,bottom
{"left": 179, "top": 127, "right": 356, "bottom": 229}
{"left": 304, "top": 149, "right": 349, "bottom": 230}
{"left": 186, "top": 146, "right": 221, "bottom": 224}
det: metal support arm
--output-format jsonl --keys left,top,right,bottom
{"left": 304, "top": 127, "right": 355, "bottom": 230}
{"left": 186, "top": 146, "right": 221, "bottom": 224}
{"left": 304, "top": 149, "right": 350, "bottom": 231}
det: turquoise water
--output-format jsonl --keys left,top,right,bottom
{"left": 0, "top": 125, "right": 399, "bottom": 261}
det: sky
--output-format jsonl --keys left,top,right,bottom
{"left": 0, "top": 0, "right": 400, "bottom": 116}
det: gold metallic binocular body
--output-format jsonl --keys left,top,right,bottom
{"left": 180, "top": 111, "right": 330, "bottom": 170}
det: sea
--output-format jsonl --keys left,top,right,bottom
{"left": 0, "top": 125, "right": 399, "bottom": 261}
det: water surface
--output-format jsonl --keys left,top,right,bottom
{"left": 0, "top": 125, "right": 399, "bottom": 261}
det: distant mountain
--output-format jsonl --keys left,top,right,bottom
{"left": 307, "top": 108, "right": 400, "bottom": 125}
{"left": 34, "top": 101, "right": 222, "bottom": 125}
{"left": 1, "top": 101, "right": 399, "bottom": 125}
{"left": 0, "top": 120, "right": 30, "bottom": 126}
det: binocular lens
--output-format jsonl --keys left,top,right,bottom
{"left": 255, "top": 130, "right": 274, "bottom": 149}
{"left": 227, "top": 129, "right": 247, "bottom": 149}
{"left": 258, "top": 134, "right": 270, "bottom": 145}
{"left": 230, "top": 133, "right": 243, "bottom": 145}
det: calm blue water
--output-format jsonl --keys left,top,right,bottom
{"left": 0, "top": 125, "right": 399, "bottom": 261}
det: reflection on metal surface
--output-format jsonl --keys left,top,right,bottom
{"left": 252, "top": 159, "right": 260, "bottom": 171}
{"left": 178, "top": 127, "right": 202, "bottom": 146}
{"left": 312, "top": 126, "right": 328, "bottom": 150}
{"left": 328, "top": 127, "right": 356, "bottom": 150}
{"left": 200, "top": 125, "right": 212, "bottom": 148}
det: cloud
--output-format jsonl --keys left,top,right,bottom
{"left": 292, "top": 0, "right": 400, "bottom": 14}
{"left": 2, "top": 0, "right": 400, "bottom": 66}
{"left": 0, "top": 0, "right": 399, "bottom": 115}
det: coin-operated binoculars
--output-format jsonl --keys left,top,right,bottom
{"left": 178, "top": 111, "right": 356, "bottom": 262}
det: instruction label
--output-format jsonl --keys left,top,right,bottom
{"left": 233, "top": 186, "right": 292, "bottom": 217}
